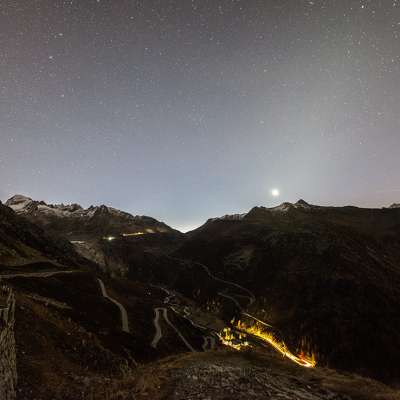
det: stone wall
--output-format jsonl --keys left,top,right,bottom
{"left": 0, "top": 285, "right": 17, "bottom": 400}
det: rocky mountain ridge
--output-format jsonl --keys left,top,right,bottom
{"left": 208, "top": 199, "right": 400, "bottom": 224}
{"left": 207, "top": 200, "right": 315, "bottom": 223}
{"left": 4, "top": 195, "right": 176, "bottom": 241}
{"left": 6, "top": 194, "right": 170, "bottom": 228}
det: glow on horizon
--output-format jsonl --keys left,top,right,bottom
{"left": 174, "top": 223, "right": 203, "bottom": 233}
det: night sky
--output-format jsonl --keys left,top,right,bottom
{"left": 1, "top": 1, "right": 399, "bottom": 231}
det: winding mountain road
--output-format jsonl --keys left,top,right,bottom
{"left": 218, "top": 291, "right": 242, "bottom": 309}
{"left": 195, "top": 263, "right": 314, "bottom": 366}
{"left": 198, "top": 263, "right": 256, "bottom": 306}
{"left": 151, "top": 307, "right": 195, "bottom": 352}
{"left": 0, "top": 270, "right": 131, "bottom": 334}
{"left": 151, "top": 307, "right": 164, "bottom": 348}
{"left": 97, "top": 278, "right": 130, "bottom": 333}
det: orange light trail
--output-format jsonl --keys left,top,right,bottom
{"left": 234, "top": 319, "right": 316, "bottom": 368}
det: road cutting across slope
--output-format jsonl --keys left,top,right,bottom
{"left": 0, "top": 269, "right": 81, "bottom": 279}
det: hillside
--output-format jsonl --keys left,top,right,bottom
{"left": 176, "top": 200, "right": 400, "bottom": 381}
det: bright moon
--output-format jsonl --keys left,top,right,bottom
{"left": 271, "top": 189, "right": 280, "bottom": 197}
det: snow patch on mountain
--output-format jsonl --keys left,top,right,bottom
{"left": 5, "top": 195, "right": 34, "bottom": 212}
{"left": 269, "top": 202, "right": 292, "bottom": 213}
{"left": 211, "top": 200, "right": 316, "bottom": 221}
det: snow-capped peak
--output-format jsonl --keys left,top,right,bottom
{"left": 5, "top": 194, "right": 89, "bottom": 217}
{"left": 270, "top": 200, "right": 314, "bottom": 213}
{"left": 210, "top": 213, "right": 247, "bottom": 221}
{"left": 269, "top": 202, "right": 293, "bottom": 213}
{"left": 211, "top": 199, "right": 315, "bottom": 221}
{"left": 4, "top": 194, "right": 155, "bottom": 223}
{"left": 5, "top": 194, "right": 34, "bottom": 212}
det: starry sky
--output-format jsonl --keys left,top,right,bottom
{"left": 1, "top": 0, "right": 399, "bottom": 231}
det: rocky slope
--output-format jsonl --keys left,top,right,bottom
{"left": 130, "top": 351, "right": 400, "bottom": 400}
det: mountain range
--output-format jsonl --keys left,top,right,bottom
{"left": 5, "top": 194, "right": 175, "bottom": 238}
{"left": 1, "top": 194, "right": 400, "bottom": 399}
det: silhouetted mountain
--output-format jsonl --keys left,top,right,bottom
{"left": 177, "top": 201, "right": 400, "bottom": 380}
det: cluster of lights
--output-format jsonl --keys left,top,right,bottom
{"left": 217, "top": 327, "right": 250, "bottom": 351}
{"left": 103, "top": 229, "right": 155, "bottom": 240}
